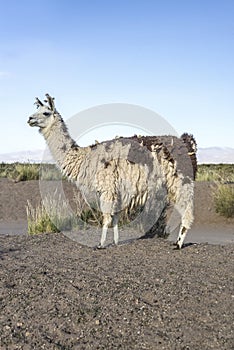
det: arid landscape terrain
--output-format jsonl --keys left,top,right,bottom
{"left": 0, "top": 178, "right": 233, "bottom": 349}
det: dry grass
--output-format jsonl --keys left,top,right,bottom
{"left": 26, "top": 201, "right": 58, "bottom": 234}
{"left": 0, "top": 163, "right": 40, "bottom": 181}
{"left": 26, "top": 191, "right": 80, "bottom": 234}
{"left": 196, "top": 164, "right": 234, "bottom": 182}
{"left": 214, "top": 184, "right": 234, "bottom": 218}
{"left": 0, "top": 162, "right": 66, "bottom": 181}
{"left": 196, "top": 165, "right": 234, "bottom": 218}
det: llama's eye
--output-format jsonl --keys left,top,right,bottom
{"left": 43, "top": 112, "right": 50, "bottom": 116}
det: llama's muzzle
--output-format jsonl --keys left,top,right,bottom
{"left": 28, "top": 116, "right": 37, "bottom": 126}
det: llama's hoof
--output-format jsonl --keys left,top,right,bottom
{"left": 95, "top": 244, "right": 106, "bottom": 250}
{"left": 175, "top": 242, "right": 183, "bottom": 249}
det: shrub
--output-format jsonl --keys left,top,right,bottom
{"left": 0, "top": 162, "right": 40, "bottom": 181}
{"left": 0, "top": 163, "right": 16, "bottom": 178}
{"left": 26, "top": 200, "right": 58, "bottom": 234}
{"left": 26, "top": 191, "right": 80, "bottom": 234}
{"left": 0, "top": 162, "right": 65, "bottom": 181}
{"left": 214, "top": 184, "right": 234, "bottom": 218}
{"left": 13, "top": 163, "right": 40, "bottom": 181}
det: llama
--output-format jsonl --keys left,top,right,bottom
{"left": 28, "top": 94, "right": 167, "bottom": 248}
{"left": 121, "top": 134, "right": 197, "bottom": 248}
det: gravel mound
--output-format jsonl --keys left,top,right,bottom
{"left": 0, "top": 233, "right": 233, "bottom": 349}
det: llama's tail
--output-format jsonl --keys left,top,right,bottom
{"left": 180, "top": 133, "right": 198, "bottom": 180}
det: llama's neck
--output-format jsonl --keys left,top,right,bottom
{"left": 41, "top": 115, "right": 88, "bottom": 178}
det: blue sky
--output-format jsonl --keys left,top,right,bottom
{"left": 0, "top": 0, "right": 233, "bottom": 154}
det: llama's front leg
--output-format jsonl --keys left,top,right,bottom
{"left": 98, "top": 214, "right": 112, "bottom": 248}
{"left": 176, "top": 226, "right": 187, "bottom": 249}
{"left": 99, "top": 226, "right": 108, "bottom": 248}
{"left": 112, "top": 214, "right": 119, "bottom": 245}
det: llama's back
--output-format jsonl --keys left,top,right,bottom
{"left": 125, "top": 135, "right": 196, "bottom": 180}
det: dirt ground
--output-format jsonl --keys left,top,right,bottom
{"left": 0, "top": 179, "right": 233, "bottom": 349}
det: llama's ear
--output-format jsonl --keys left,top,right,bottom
{"left": 34, "top": 97, "right": 44, "bottom": 108}
{"left": 45, "top": 93, "right": 55, "bottom": 111}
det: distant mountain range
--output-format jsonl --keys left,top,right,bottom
{"left": 0, "top": 147, "right": 234, "bottom": 164}
{"left": 0, "top": 150, "right": 47, "bottom": 163}
{"left": 197, "top": 147, "right": 234, "bottom": 164}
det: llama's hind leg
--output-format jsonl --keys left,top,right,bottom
{"left": 176, "top": 206, "right": 193, "bottom": 248}
{"left": 176, "top": 226, "right": 187, "bottom": 249}
{"left": 99, "top": 213, "right": 112, "bottom": 248}
{"left": 175, "top": 190, "right": 194, "bottom": 249}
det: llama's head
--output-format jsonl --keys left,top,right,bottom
{"left": 28, "top": 94, "right": 58, "bottom": 130}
